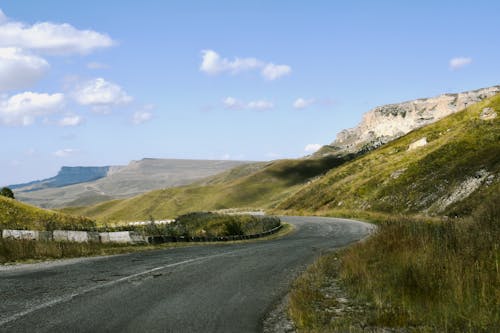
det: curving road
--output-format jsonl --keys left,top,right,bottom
{"left": 0, "top": 216, "right": 373, "bottom": 333}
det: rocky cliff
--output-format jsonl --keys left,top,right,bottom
{"left": 10, "top": 166, "right": 111, "bottom": 191}
{"left": 315, "top": 85, "right": 500, "bottom": 156}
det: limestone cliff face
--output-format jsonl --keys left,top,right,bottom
{"left": 316, "top": 85, "right": 500, "bottom": 156}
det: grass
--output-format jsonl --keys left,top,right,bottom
{"left": 0, "top": 196, "right": 95, "bottom": 231}
{"left": 289, "top": 196, "right": 500, "bottom": 332}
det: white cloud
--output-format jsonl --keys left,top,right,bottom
{"left": 200, "top": 50, "right": 262, "bottom": 75}
{"left": 53, "top": 148, "right": 77, "bottom": 157}
{"left": 293, "top": 98, "right": 315, "bottom": 109}
{"left": 0, "top": 47, "right": 49, "bottom": 91}
{"left": 73, "top": 78, "right": 132, "bottom": 110}
{"left": 449, "top": 57, "right": 472, "bottom": 71}
{"left": 222, "top": 97, "right": 274, "bottom": 111}
{"left": 0, "top": 91, "right": 65, "bottom": 126}
{"left": 261, "top": 63, "right": 291, "bottom": 80}
{"left": 0, "top": 11, "right": 114, "bottom": 55}
{"left": 58, "top": 114, "right": 83, "bottom": 127}
{"left": 222, "top": 96, "right": 244, "bottom": 110}
{"left": 87, "top": 61, "right": 108, "bottom": 70}
{"left": 133, "top": 111, "right": 153, "bottom": 124}
{"left": 200, "top": 50, "right": 291, "bottom": 80}
{"left": 304, "top": 143, "right": 322, "bottom": 153}
{"left": 247, "top": 100, "right": 274, "bottom": 110}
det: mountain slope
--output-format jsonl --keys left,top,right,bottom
{"left": 61, "top": 155, "right": 357, "bottom": 223}
{"left": 62, "top": 89, "right": 499, "bottom": 223}
{"left": 279, "top": 93, "right": 500, "bottom": 216}
{"left": 0, "top": 196, "right": 95, "bottom": 231}
{"left": 315, "top": 85, "right": 500, "bottom": 157}
{"left": 13, "top": 159, "right": 250, "bottom": 208}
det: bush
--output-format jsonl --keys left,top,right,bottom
{"left": 0, "top": 187, "right": 14, "bottom": 199}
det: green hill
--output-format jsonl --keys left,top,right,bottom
{"left": 0, "top": 196, "right": 95, "bottom": 231}
{"left": 278, "top": 93, "right": 500, "bottom": 217}
{"left": 61, "top": 155, "right": 357, "bottom": 223}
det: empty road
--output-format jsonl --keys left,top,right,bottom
{"left": 0, "top": 216, "right": 372, "bottom": 333}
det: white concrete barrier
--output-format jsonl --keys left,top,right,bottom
{"left": 2, "top": 229, "right": 39, "bottom": 240}
{"left": 99, "top": 231, "right": 146, "bottom": 244}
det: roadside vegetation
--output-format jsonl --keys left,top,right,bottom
{"left": 0, "top": 203, "right": 283, "bottom": 263}
{"left": 289, "top": 192, "right": 500, "bottom": 332}
{"left": 99, "top": 212, "right": 281, "bottom": 238}
{"left": 0, "top": 238, "right": 150, "bottom": 264}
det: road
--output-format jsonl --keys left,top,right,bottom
{"left": 0, "top": 216, "right": 373, "bottom": 333}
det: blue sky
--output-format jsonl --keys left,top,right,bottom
{"left": 1, "top": 1, "right": 499, "bottom": 185}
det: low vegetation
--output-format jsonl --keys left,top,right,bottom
{"left": 100, "top": 212, "right": 281, "bottom": 238}
{"left": 289, "top": 193, "right": 499, "bottom": 332}
{"left": 0, "top": 238, "right": 147, "bottom": 264}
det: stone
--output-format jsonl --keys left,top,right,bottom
{"left": 480, "top": 107, "right": 497, "bottom": 120}
{"left": 408, "top": 137, "right": 427, "bottom": 151}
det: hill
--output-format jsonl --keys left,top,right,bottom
{"left": 0, "top": 196, "right": 95, "bottom": 231}
{"left": 279, "top": 93, "right": 500, "bottom": 216}
{"left": 63, "top": 92, "right": 500, "bottom": 223}
{"left": 315, "top": 85, "right": 500, "bottom": 157}
{"left": 61, "top": 155, "right": 357, "bottom": 223}
{"left": 12, "top": 159, "right": 250, "bottom": 208}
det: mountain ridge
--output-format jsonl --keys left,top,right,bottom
{"left": 12, "top": 158, "right": 250, "bottom": 208}
{"left": 315, "top": 85, "right": 500, "bottom": 156}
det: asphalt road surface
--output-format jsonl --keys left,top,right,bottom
{"left": 0, "top": 216, "right": 373, "bottom": 333}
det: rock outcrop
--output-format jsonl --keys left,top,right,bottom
{"left": 316, "top": 85, "right": 500, "bottom": 156}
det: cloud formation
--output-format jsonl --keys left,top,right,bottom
{"left": 73, "top": 78, "right": 132, "bottom": 110}
{"left": 0, "top": 47, "right": 49, "bottom": 91}
{"left": 0, "top": 10, "right": 114, "bottom": 55}
{"left": 449, "top": 57, "right": 472, "bottom": 71}
{"left": 223, "top": 97, "right": 274, "bottom": 111}
{"left": 132, "top": 110, "right": 153, "bottom": 124}
{"left": 293, "top": 98, "right": 315, "bottom": 109}
{"left": 58, "top": 114, "right": 83, "bottom": 127}
{"left": 304, "top": 143, "right": 322, "bottom": 153}
{"left": 261, "top": 63, "right": 291, "bottom": 80}
{"left": 201, "top": 50, "right": 291, "bottom": 80}
{"left": 0, "top": 91, "right": 64, "bottom": 126}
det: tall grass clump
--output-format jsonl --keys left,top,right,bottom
{"left": 0, "top": 238, "right": 139, "bottom": 264}
{"left": 340, "top": 194, "right": 499, "bottom": 331}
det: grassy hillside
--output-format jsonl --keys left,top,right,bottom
{"left": 0, "top": 196, "right": 95, "bottom": 231}
{"left": 278, "top": 93, "right": 500, "bottom": 216}
{"left": 61, "top": 155, "right": 356, "bottom": 223}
